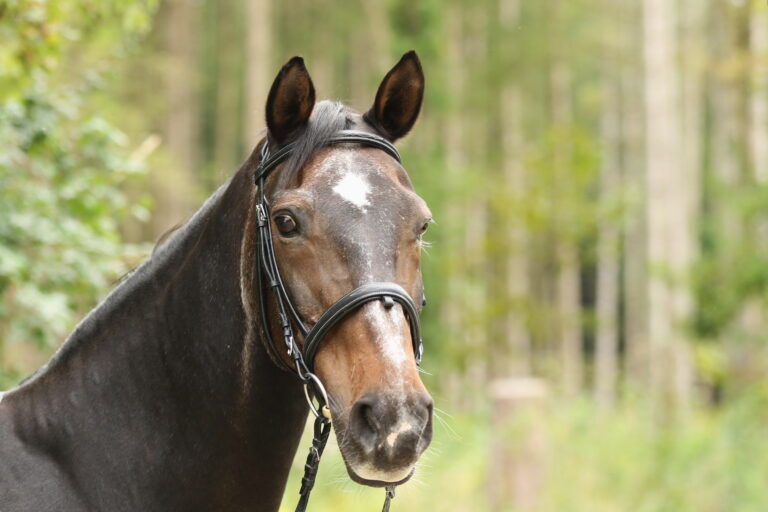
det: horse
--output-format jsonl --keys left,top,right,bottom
{"left": 0, "top": 51, "right": 433, "bottom": 511}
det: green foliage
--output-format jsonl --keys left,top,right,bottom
{"left": 693, "top": 181, "right": 768, "bottom": 340}
{"left": 520, "top": 125, "right": 603, "bottom": 243}
{"left": 0, "top": 0, "right": 157, "bottom": 387}
{"left": 0, "top": 0, "right": 156, "bottom": 100}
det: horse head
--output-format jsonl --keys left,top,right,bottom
{"left": 256, "top": 52, "right": 433, "bottom": 487}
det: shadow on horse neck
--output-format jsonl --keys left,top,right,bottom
{"left": 0, "top": 163, "right": 306, "bottom": 511}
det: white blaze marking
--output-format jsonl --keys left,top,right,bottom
{"left": 365, "top": 303, "right": 408, "bottom": 370}
{"left": 386, "top": 421, "right": 413, "bottom": 447}
{"left": 0, "top": 391, "right": 4, "bottom": 405}
{"left": 332, "top": 173, "right": 371, "bottom": 210}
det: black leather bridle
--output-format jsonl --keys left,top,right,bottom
{"left": 253, "top": 130, "right": 425, "bottom": 512}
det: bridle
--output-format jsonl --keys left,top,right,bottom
{"left": 253, "top": 129, "right": 425, "bottom": 512}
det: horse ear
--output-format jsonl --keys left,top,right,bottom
{"left": 265, "top": 56, "right": 316, "bottom": 144}
{"left": 364, "top": 51, "right": 425, "bottom": 142}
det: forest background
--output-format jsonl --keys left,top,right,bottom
{"left": 2, "top": 0, "right": 768, "bottom": 510}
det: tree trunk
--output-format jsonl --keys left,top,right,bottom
{"left": 463, "top": 6, "right": 490, "bottom": 389}
{"left": 557, "top": 241, "right": 582, "bottom": 396}
{"left": 621, "top": 0, "right": 648, "bottom": 390}
{"left": 501, "top": 83, "right": 532, "bottom": 377}
{"left": 751, "top": 0, "right": 768, "bottom": 184}
{"left": 595, "top": 3, "right": 621, "bottom": 407}
{"left": 739, "top": 0, "right": 768, "bottom": 341}
{"left": 151, "top": 0, "right": 202, "bottom": 238}
{"left": 551, "top": 58, "right": 582, "bottom": 396}
{"left": 213, "top": 0, "right": 245, "bottom": 182}
{"left": 244, "top": 0, "right": 271, "bottom": 149}
{"left": 643, "top": 0, "right": 694, "bottom": 410}
{"left": 496, "top": 0, "right": 531, "bottom": 378}
{"left": 675, "top": 0, "right": 707, "bottom": 408}
{"left": 441, "top": 5, "right": 468, "bottom": 400}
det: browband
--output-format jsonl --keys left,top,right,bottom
{"left": 255, "top": 130, "right": 401, "bottom": 183}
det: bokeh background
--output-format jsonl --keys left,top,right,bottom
{"left": 3, "top": 0, "right": 768, "bottom": 510}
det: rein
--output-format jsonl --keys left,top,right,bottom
{"left": 253, "top": 130, "right": 425, "bottom": 512}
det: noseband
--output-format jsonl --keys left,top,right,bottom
{"left": 253, "top": 130, "right": 425, "bottom": 512}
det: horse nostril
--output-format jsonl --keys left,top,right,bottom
{"left": 361, "top": 402, "right": 378, "bottom": 433}
{"left": 350, "top": 396, "right": 381, "bottom": 451}
{"left": 412, "top": 393, "right": 433, "bottom": 446}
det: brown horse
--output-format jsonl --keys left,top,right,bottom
{"left": 0, "top": 52, "right": 433, "bottom": 511}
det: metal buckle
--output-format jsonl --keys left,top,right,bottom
{"left": 256, "top": 204, "right": 267, "bottom": 226}
{"left": 303, "top": 372, "right": 331, "bottom": 419}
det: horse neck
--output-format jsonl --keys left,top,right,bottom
{"left": 5, "top": 167, "right": 308, "bottom": 510}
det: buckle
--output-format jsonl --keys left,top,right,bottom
{"left": 256, "top": 204, "right": 267, "bottom": 226}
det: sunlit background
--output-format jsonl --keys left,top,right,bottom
{"left": 2, "top": 0, "right": 768, "bottom": 510}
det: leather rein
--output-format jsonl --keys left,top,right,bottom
{"left": 253, "top": 130, "right": 425, "bottom": 512}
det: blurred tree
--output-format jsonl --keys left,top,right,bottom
{"left": 496, "top": 0, "right": 532, "bottom": 378}
{"left": 643, "top": 0, "right": 695, "bottom": 411}
{"left": 244, "top": 0, "right": 272, "bottom": 149}
{"left": 620, "top": 0, "right": 648, "bottom": 390}
{"left": 751, "top": 0, "right": 768, "bottom": 185}
{"left": 594, "top": 0, "right": 621, "bottom": 408}
{"left": 549, "top": 8, "right": 583, "bottom": 396}
{"left": 147, "top": 0, "right": 203, "bottom": 237}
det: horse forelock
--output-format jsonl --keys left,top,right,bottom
{"left": 272, "top": 100, "right": 355, "bottom": 187}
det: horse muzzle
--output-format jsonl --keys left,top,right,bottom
{"left": 338, "top": 390, "right": 433, "bottom": 486}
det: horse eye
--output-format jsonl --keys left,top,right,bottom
{"left": 419, "top": 220, "right": 431, "bottom": 235}
{"left": 275, "top": 214, "right": 298, "bottom": 235}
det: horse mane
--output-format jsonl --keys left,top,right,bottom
{"left": 111, "top": 222, "right": 185, "bottom": 286}
{"left": 152, "top": 222, "right": 184, "bottom": 256}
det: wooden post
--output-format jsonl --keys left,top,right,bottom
{"left": 489, "top": 378, "right": 548, "bottom": 511}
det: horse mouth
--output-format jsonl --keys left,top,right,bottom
{"left": 344, "top": 462, "right": 415, "bottom": 488}
{"left": 329, "top": 396, "right": 432, "bottom": 489}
